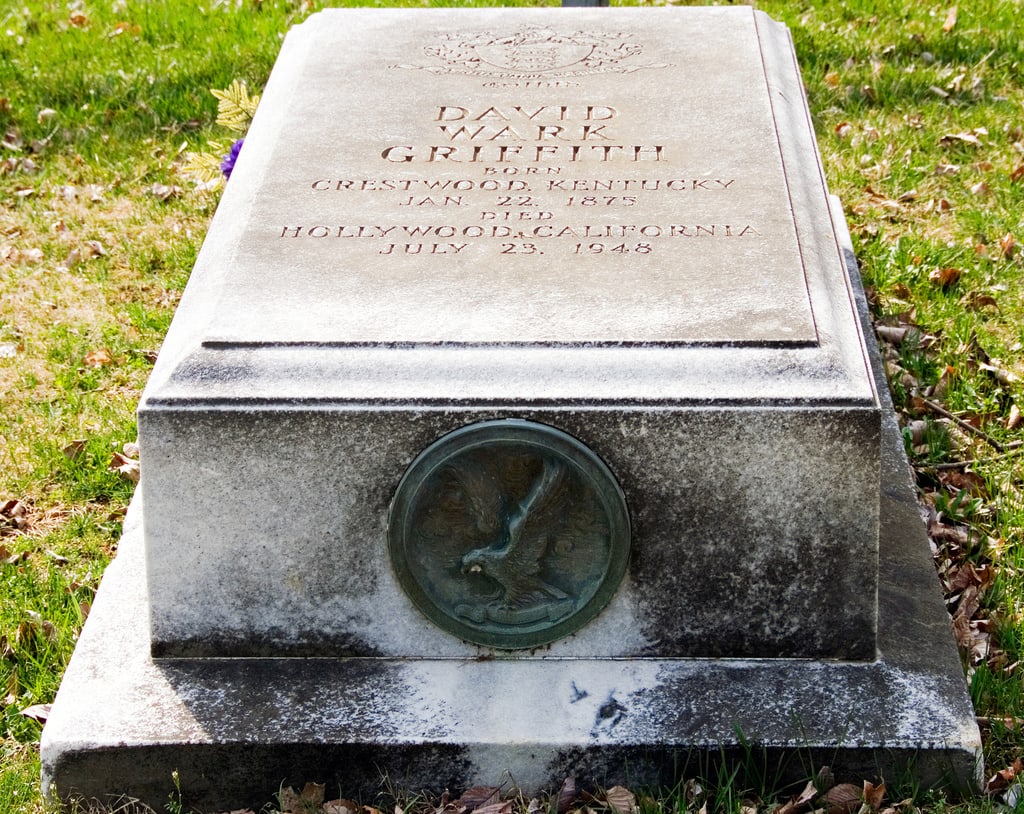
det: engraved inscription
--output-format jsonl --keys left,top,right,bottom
{"left": 388, "top": 420, "right": 630, "bottom": 650}
{"left": 214, "top": 10, "right": 820, "bottom": 345}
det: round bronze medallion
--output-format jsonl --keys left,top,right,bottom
{"left": 388, "top": 419, "right": 630, "bottom": 650}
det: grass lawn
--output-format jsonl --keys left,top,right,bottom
{"left": 1, "top": 0, "right": 1023, "bottom": 811}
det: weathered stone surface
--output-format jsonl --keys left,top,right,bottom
{"left": 139, "top": 6, "right": 881, "bottom": 660}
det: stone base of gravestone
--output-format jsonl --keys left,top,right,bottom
{"left": 40, "top": 205, "right": 981, "bottom": 811}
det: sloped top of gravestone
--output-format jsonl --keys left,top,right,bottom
{"left": 145, "top": 7, "right": 877, "bottom": 406}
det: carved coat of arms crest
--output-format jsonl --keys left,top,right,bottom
{"left": 396, "top": 26, "right": 669, "bottom": 80}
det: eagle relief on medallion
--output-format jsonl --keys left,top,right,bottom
{"left": 394, "top": 25, "right": 670, "bottom": 84}
{"left": 388, "top": 420, "right": 630, "bottom": 650}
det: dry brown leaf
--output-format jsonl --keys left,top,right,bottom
{"left": 1011, "top": 165, "right": 1024, "bottom": 183}
{"left": 979, "top": 362, "right": 1020, "bottom": 385}
{"left": 835, "top": 122, "right": 853, "bottom": 139}
{"left": 62, "top": 440, "right": 88, "bottom": 460}
{"left": 473, "top": 803, "right": 513, "bottom": 814}
{"left": 824, "top": 71, "right": 840, "bottom": 88}
{"left": 457, "top": 787, "right": 502, "bottom": 812}
{"left": 556, "top": 777, "right": 578, "bottom": 814}
{"left": 772, "top": 780, "right": 817, "bottom": 814}
{"left": 822, "top": 783, "right": 861, "bottom": 814}
{"left": 942, "top": 5, "right": 958, "bottom": 32}
{"left": 83, "top": 349, "right": 112, "bottom": 367}
{"left": 84, "top": 239, "right": 106, "bottom": 257}
{"left": 149, "top": 182, "right": 182, "bottom": 201}
{"left": 301, "top": 782, "right": 325, "bottom": 807}
{"left": 940, "top": 131, "right": 981, "bottom": 146}
{"left": 110, "top": 21, "right": 142, "bottom": 37}
{"left": 68, "top": 12, "right": 89, "bottom": 27}
{"left": 875, "top": 325, "right": 909, "bottom": 345}
{"left": 862, "top": 781, "right": 885, "bottom": 811}
{"left": 278, "top": 783, "right": 325, "bottom": 813}
{"left": 1008, "top": 403, "right": 1021, "bottom": 430}
{"left": 110, "top": 451, "right": 141, "bottom": 483}
{"left": 999, "top": 233, "right": 1016, "bottom": 258}
{"left": 603, "top": 787, "right": 637, "bottom": 814}
{"left": 19, "top": 703, "right": 51, "bottom": 723}
{"left": 323, "top": 801, "right": 360, "bottom": 814}
{"left": 929, "top": 267, "right": 962, "bottom": 288}
{"left": 963, "top": 291, "right": 998, "bottom": 310}
{"left": 985, "top": 758, "right": 1024, "bottom": 794}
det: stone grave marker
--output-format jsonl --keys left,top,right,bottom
{"left": 42, "top": 8, "right": 980, "bottom": 810}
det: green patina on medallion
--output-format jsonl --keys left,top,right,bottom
{"left": 388, "top": 419, "right": 630, "bottom": 650}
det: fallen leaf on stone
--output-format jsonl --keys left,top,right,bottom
{"left": 110, "top": 451, "right": 140, "bottom": 483}
{"left": 19, "top": 703, "right": 51, "bottom": 723}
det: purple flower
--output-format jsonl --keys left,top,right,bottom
{"left": 220, "top": 138, "right": 244, "bottom": 179}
